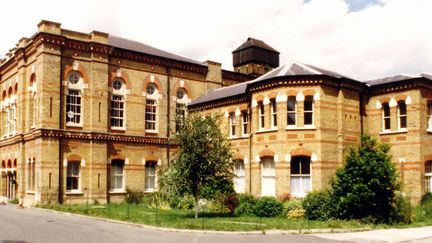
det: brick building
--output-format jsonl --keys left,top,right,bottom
{"left": 0, "top": 20, "right": 252, "bottom": 205}
{"left": 190, "top": 52, "right": 432, "bottom": 202}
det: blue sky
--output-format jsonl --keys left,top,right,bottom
{"left": 0, "top": 0, "right": 431, "bottom": 80}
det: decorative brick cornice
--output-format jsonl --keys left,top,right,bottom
{"left": 368, "top": 77, "right": 432, "bottom": 96}
{"left": 0, "top": 129, "right": 174, "bottom": 147}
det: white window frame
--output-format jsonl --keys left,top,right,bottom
{"left": 110, "top": 160, "right": 125, "bottom": 192}
{"left": 234, "top": 160, "right": 245, "bottom": 193}
{"left": 397, "top": 100, "right": 407, "bottom": 131}
{"left": 258, "top": 102, "right": 265, "bottom": 130}
{"left": 382, "top": 102, "right": 391, "bottom": 131}
{"left": 304, "top": 96, "right": 314, "bottom": 127}
{"left": 145, "top": 162, "right": 156, "bottom": 192}
{"left": 271, "top": 98, "right": 277, "bottom": 129}
{"left": 426, "top": 161, "right": 432, "bottom": 193}
{"left": 66, "top": 161, "right": 81, "bottom": 193}
{"left": 241, "top": 110, "right": 248, "bottom": 136}
{"left": 287, "top": 96, "right": 297, "bottom": 127}
{"left": 66, "top": 72, "right": 84, "bottom": 127}
{"left": 110, "top": 94, "right": 125, "bottom": 129}
{"left": 290, "top": 156, "right": 311, "bottom": 197}
{"left": 229, "top": 112, "right": 236, "bottom": 138}
{"left": 145, "top": 99, "right": 157, "bottom": 132}
{"left": 261, "top": 157, "right": 276, "bottom": 197}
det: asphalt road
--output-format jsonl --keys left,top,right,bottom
{"left": 0, "top": 204, "right": 338, "bottom": 243}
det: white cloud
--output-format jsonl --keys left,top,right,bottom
{"left": 0, "top": 0, "right": 431, "bottom": 80}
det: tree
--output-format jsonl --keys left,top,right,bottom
{"left": 159, "top": 112, "right": 234, "bottom": 218}
{"left": 330, "top": 135, "right": 401, "bottom": 223}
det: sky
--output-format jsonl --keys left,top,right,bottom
{"left": 0, "top": 0, "right": 431, "bottom": 81}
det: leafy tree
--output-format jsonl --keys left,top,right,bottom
{"left": 159, "top": 112, "right": 234, "bottom": 218}
{"left": 330, "top": 135, "right": 401, "bottom": 223}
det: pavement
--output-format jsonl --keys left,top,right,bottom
{"left": 1, "top": 203, "right": 432, "bottom": 243}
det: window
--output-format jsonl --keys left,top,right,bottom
{"left": 177, "top": 88, "right": 186, "bottom": 100}
{"left": 10, "top": 103, "right": 16, "bottom": 133}
{"left": 27, "top": 159, "right": 36, "bottom": 192}
{"left": 145, "top": 162, "right": 156, "bottom": 192}
{"left": 146, "top": 84, "right": 156, "bottom": 96}
{"left": 426, "top": 161, "right": 432, "bottom": 193}
{"left": 229, "top": 112, "right": 236, "bottom": 137}
{"left": 287, "top": 96, "right": 296, "bottom": 126}
{"left": 427, "top": 101, "right": 432, "bottom": 131}
{"left": 398, "top": 100, "right": 407, "bottom": 130}
{"left": 175, "top": 103, "right": 186, "bottom": 132}
{"left": 261, "top": 157, "right": 275, "bottom": 196}
{"left": 110, "top": 95, "right": 124, "bottom": 128}
{"left": 66, "top": 161, "right": 80, "bottom": 191}
{"left": 32, "top": 95, "right": 37, "bottom": 127}
{"left": 145, "top": 100, "right": 157, "bottom": 131}
{"left": 258, "top": 102, "right": 265, "bottom": 129}
{"left": 66, "top": 90, "right": 81, "bottom": 124}
{"left": 304, "top": 96, "right": 314, "bottom": 126}
{"left": 271, "top": 98, "right": 277, "bottom": 128}
{"left": 110, "top": 160, "right": 124, "bottom": 191}
{"left": 234, "top": 160, "right": 245, "bottom": 193}
{"left": 112, "top": 79, "right": 123, "bottom": 90}
{"left": 382, "top": 102, "right": 391, "bottom": 131}
{"left": 241, "top": 111, "right": 248, "bottom": 136}
{"left": 68, "top": 72, "right": 80, "bottom": 84}
{"left": 290, "top": 156, "right": 311, "bottom": 196}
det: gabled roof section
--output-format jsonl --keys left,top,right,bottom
{"left": 189, "top": 61, "right": 356, "bottom": 107}
{"left": 108, "top": 35, "right": 202, "bottom": 65}
{"left": 366, "top": 74, "right": 424, "bottom": 86}
{"left": 232, "top": 37, "right": 279, "bottom": 53}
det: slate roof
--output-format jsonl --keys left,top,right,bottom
{"left": 366, "top": 73, "right": 432, "bottom": 86}
{"left": 232, "top": 37, "right": 279, "bottom": 53}
{"left": 189, "top": 61, "right": 354, "bottom": 106}
{"left": 108, "top": 36, "right": 202, "bottom": 65}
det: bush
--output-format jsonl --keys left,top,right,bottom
{"left": 224, "top": 194, "right": 239, "bottom": 215}
{"left": 420, "top": 192, "right": 432, "bottom": 206}
{"left": 277, "top": 192, "right": 291, "bottom": 203}
{"left": 283, "top": 199, "right": 303, "bottom": 217}
{"left": 389, "top": 193, "right": 412, "bottom": 224}
{"left": 253, "top": 197, "right": 283, "bottom": 217}
{"left": 169, "top": 195, "right": 195, "bottom": 210}
{"left": 235, "top": 194, "right": 257, "bottom": 216}
{"left": 303, "top": 190, "right": 333, "bottom": 220}
{"left": 125, "top": 189, "right": 144, "bottom": 204}
{"left": 288, "top": 208, "right": 306, "bottom": 219}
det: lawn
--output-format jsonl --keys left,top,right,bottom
{"left": 39, "top": 203, "right": 371, "bottom": 231}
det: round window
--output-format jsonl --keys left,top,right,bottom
{"left": 177, "top": 89, "right": 186, "bottom": 99}
{"left": 68, "top": 72, "right": 81, "bottom": 84}
{"left": 147, "top": 84, "right": 156, "bottom": 95}
{"left": 112, "top": 79, "right": 123, "bottom": 90}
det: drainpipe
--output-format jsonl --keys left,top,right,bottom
{"left": 248, "top": 92, "right": 253, "bottom": 194}
{"left": 166, "top": 65, "right": 171, "bottom": 166}
{"left": 58, "top": 45, "right": 64, "bottom": 204}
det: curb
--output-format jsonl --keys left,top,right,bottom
{"left": 34, "top": 206, "right": 371, "bottom": 235}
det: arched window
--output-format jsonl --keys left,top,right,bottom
{"left": 398, "top": 100, "right": 407, "bottom": 130}
{"left": 258, "top": 101, "right": 265, "bottom": 129}
{"left": 66, "top": 161, "right": 80, "bottom": 192}
{"left": 111, "top": 79, "right": 125, "bottom": 129}
{"left": 304, "top": 96, "right": 314, "bottom": 126}
{"left": 145, "top": 161, "right": 157, "bottom": 192}
{"left": 234, "top": 160, "right": 245, "bottom": 193}
{"left": 271, "top": 98, "right": 277, "bottom": 128}
{"left": 175, "top": 88, "right": 187, "bottom": 132}
{"left": 426, "top": 161, "right": 432, "bottom": 193}
{"left": 382, "top": 102, "right": 391, "bottom": 131}
{"left": 66, "top": 72, "right": 83, "bottom": 125}
{"left": 290, "top": 156, "right": 311, "bottom": 197}
{"left": 110, "top": 159, "right": 125, "bottom": 191}
{"left": 287, "top": 96, "right": 296, "bottom": 126}
{"left": 229, "top": 112, "right": 236, "bottom": 137}
{"left": 261, "top": 157, "right": 275, "bottom": 196}
{"left": 427, "top": 101, "right": 431, "bottom": 131}
{"left": 145, "top": 84, "right": 158, "bottom": 132}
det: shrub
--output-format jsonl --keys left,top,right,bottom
{"left": 169, "top": 195, "right": 195, "bottom": 210}
{"left": 253, "top": 197, "right": 283, "bottom": 217}
{"left": 224, "top": 194, "right": 239, "bottom": 215}
{"left": 420, "top": 192, "right": 432, "bottom": 206}
{"left": 389, "top": 193, "right": 412, "bottom": 224}
{"left": 303, "top": 190, "right": 333, "bottom": 220}
{"left": 287, "top": 208, "right": 306, "bottom": 219}
{"left": 235, "top": 194, "right": 257, "bottom": 216}
{"left": 330, "top": 135, "right": 400, "bottom": 223}
{"left": 277, "top": 192, "right": 291, "bottom": 203}
{"left": 283, "top": 199, "right": 303, "bottom": 217}
{"left": 125, "top": 189, "right": 144, "bottom": 204}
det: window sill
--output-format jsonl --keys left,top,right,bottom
{"left": 65, "top": 191, "right": 83, "bottom": 195}
{"left": 285, "top": 126, "right": 316, "bottom": 131}
{"left": 379, "top": 130, "right": 408, "bottom": 135}
{"left": 144, "top": 189, "right": 156, "bottom": 193}
{"left": 109, "top": 190, "right": 126, "bottom": 194}
{"left": 145, "top": 130, "right": 158, "bottom": 134}
{"left": 255, "top": 128, "right": 278, "bottom": 134}
{"left": 290, "top": 193, "right": 307, "bottom": 198}
{"left": 26, "top": 191, "right": 36, "bottom": 195}
{"left": 66, "top": 123, "right": 83, "bottom": 128}
{"left": 111, "top": 127, "right": 126, "bottom": 131}
{"left": 427, "top": 129, "right": 432, "bottom": 133}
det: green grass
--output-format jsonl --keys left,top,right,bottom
{"left": 39, "top": 203, "right": 370, "bottom": 231}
